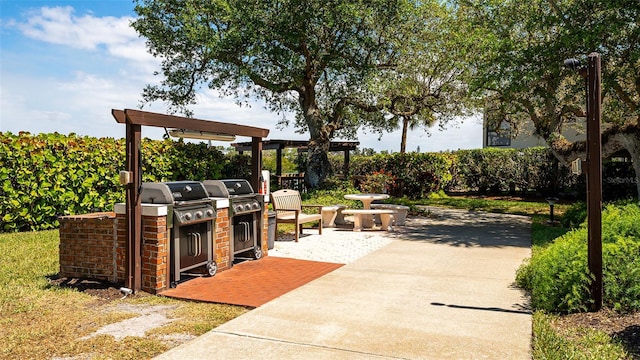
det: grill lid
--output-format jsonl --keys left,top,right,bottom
{"left": 141, "top": 181, "right": 209, "bottom": 204}
{"left": 203, "top": 179, "right": 255, "bottom": 198}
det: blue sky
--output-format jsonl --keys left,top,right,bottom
{"left": 0, "top": 0, "right": 483, "bottom": 152}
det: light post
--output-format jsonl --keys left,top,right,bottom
{"left": 564, "top": 53, "right": 603, "bottom": 311}
{"left": 545, "top": 197, "right": 559, "bottom": 224}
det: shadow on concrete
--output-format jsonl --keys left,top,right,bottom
{"left": 431, "top": 301, "right": 532, "bottom": 315}
{"left": 392, "top": 207, "right": 532, "bottom": 249}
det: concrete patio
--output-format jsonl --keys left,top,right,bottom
{"left": 155, "top": 206, "right": 532, "bottom": 359}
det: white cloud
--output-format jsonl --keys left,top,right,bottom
{"left": 18, "top": 6, "right": 132, "bottom": 49}
{"left": 13, "top": 6, "right": 156, "bottom": 69}
{"left": 1, "top": 5, "right": 483, "bottom": 152}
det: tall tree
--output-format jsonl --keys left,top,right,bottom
{"left": 132, "top": 0, "right": 469, "bottom": 187}
{"left": 459, "top": 0, "right": 640, "bottom": 198}
{"left": 383, "top": 2, "right": 472, "bottom": 153}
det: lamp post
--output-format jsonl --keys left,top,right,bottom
{"left": 545, "top": 197, "right": 559, "bottom": 224}
{"left": 564, "top": 53, "right": 603, "bottom": 311}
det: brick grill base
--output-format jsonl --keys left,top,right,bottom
{"left": 59, "top": 205, "right": 269, "bottom": 294}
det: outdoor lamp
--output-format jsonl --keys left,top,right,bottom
{"left": 545, "top": 197, "right": 559, "bottom": 224}
{"left": 168, "top": 129, "right": 236, "bottom": 142}
{"left": 563, "top": 58, "right": 581, "bottom": 71}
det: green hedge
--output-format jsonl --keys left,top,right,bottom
{"left": 2, "top": 132, "right": 636, "bottom": 231}
{"left": 350, "top": 152, "right": 453, "bottom": 198}
{"left": 0, "top": 132, "right": 249, "bottom": 232}
{"left": 516, "top": 203, "right": 640, "bottom": 313}
{"left": 449, "top": 147, "right": 579, "bottom": 195}
{"left": 349, "top": 148, "right": 581, "bottom": 199}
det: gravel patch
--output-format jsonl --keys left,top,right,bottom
{"left": 81, "top": 304, "right": 179, "bottom": 341}
{"left": 268, "top": 226, "right": 394, "bottom": 264}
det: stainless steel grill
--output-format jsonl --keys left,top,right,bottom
{"left": 204, "top": 179, "right": 263, "bottom": 261}
{"left": 140, "top": 181, "right": 217, "bottom": 287}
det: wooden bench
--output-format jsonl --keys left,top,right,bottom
{"left": 341, "top": 209, "right": 396, "bottom": 231}
{"left": 371, "top": 204, "right": 409, "bottom": 225}
{"left": 270, "top": 189, "right": 322, "bottom": 242}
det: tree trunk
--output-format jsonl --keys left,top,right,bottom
{"left": 305, "top": 137, "right": 332, "bottom": 189}
{"left": 298, "top": 73, "right": 335, "bottom": 189}
{"left": 400, "top": 116, "right": 409, "bottom": 153}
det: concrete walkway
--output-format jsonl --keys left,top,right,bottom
{"left": 155, "top": 207, "right": 532, "bottom": 359}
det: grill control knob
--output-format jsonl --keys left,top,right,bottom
{"left": 206, "top": 209, "right": 214, "bottom": 217}
{"left": 184, "top": 213, "right": 192, "bottom": 221}
{"left": 252, "top": 202, "right": 260, "bottom": 210}
{"left": 195, "top": 211, "right": 203, "bottom": 219}
{"left": 244, "top": 204, "right": 252, "bottom": 212}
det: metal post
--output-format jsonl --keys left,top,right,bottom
{"left": 586, "top": 53, "right": 603, "bottom": 311}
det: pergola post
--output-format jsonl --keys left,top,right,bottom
{"left": 276, "top": 147, "right": 283, "bottom": 176}
{"left": 125, "top": 122, "right": 142, "bottom": 292}
{"left": 251, "top": 137, "right": 263, "bottom": 192}
{"left": 343, "top": 149, "right": 350, "bottom": 176}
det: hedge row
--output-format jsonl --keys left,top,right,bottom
{"left": 0, "top": 132, "right": 250, "bottom": 232}
{"left": 349, "top": 148, "right": 578, "bottom": 198}
{"left": 1, "top": 132, "right": 636, "bottom": 231}
{"left": 349, "top": 148, "right": 636, "bottom": 200}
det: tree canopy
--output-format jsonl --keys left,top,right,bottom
{"left": 132, "top": 0, "right": 471, "bottom": 187}
{"left": 458, "top": 0, "right": 640, "bottom": 197}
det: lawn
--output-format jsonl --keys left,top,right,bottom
{"left": 0, "top": 230, "right": 248, "bottom": 360}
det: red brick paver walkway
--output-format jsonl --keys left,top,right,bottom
{"left": 160, "top": 257, "right": 343, "bottom": 307}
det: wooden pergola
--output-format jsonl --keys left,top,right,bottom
{"left": 111, "top": 109, "right": 269, "bottom": 292}
{"left": 231, "top": 139, "right": 359, "bottom": 176}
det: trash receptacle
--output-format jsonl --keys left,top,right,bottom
{"left": 267, "top": 211, "right": 276, "bottom": 249}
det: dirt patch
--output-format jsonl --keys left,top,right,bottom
{"left": 553, "top": 309, "right": 640, "bottom": 358}
{"left": 48, "top": 277, "right": 151, "bottom": 303}
{"left": 49, "top": 277, "right": 180, "bottom": 342}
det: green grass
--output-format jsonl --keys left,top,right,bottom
{"left": 0, "top": 230, "right": 247, "bottom": 360}
{"left": 532, "top": 312, "right": 628, "bottom": 360}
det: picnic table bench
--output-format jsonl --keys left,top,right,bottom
{"left": 341, "top": 209, "right": 396, "bottom": 231}
{"left": 370, "top": 204, "right": 409, "bottom": 225}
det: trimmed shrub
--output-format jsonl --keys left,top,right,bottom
{"left": 451, "top": 147, "right": 578, "bottom": 195}
{"left": 351, "top": 152, "right": 453, "bottom": 199}
{"left": 0, "top": 132, "right": 247, "bottom": 232}
{"left": 560, "top": 202, "right": 587, "bottom": 229}
{"left": 517, "top": 203, "right": 640, "bottom": 313}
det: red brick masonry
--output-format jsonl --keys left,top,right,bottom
{"left": 59, "top": 212, "right": 118, "bottom": 283}
{"left": 59, "top": 203, "right": 269, "bottom": 294}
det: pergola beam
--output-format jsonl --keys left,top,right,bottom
{"left": 113, "top": 109, "right": 269, "bottom": 138}
{"left": 231, "top": 139, "right": 359, "bottom": 176}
